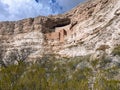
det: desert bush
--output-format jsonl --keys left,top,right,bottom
{"left": 112, "top": 45, "right": 120, "bottom": 56}
{"left": 94, "top": 77, "right": 120, "bottom": 90}
{"left": 0, "top": 55, "right": 120, "bottom": 90}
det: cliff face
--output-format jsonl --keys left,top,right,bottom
{"left": 58, "top": 0, "right": 120, "bottom": 56}
{"left": 0, "top": 0, "right": 120, "bottom": 65}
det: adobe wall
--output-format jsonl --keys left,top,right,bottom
{"left": 45, "top": 32, "right": 60, "bottom": 41}
{"left": 45, "top": 24, "right": 75, "bottom": 43}
{"left": 59, "top": 29, "right": 65, "bottom": 42}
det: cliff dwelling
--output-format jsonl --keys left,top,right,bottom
{"left": 44, "top": 24, "right": 78, "bottom": 43}
{"left": 44, "top": 16, "right": 78, "bottom": 43}
{"left": 44, "top": 17, "right": 72, "bottom": 43}
{"left": 45, "top": 27, "right": 69, "bottom": 43}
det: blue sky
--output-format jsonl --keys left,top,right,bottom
{"left": 0, "top": 0, "right": 84, "bottom": 21}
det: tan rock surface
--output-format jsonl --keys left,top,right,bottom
{"left": 0, "top": 0, "right": 120, "bottom": 65}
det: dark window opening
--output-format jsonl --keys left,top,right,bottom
{"left": 63, "top": 30, "right": 67, "bottom": 36}
{"left": 74, "top": 33, "right": 76, "bottom": 37}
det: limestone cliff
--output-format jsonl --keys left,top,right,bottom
{"left": 0, "top": 0, "right": 120, "bottom": 65}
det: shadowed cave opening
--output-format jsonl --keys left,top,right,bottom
{"left": 49, "top": 18, "right": 71, "bottom": 29}
{"left": 42, "top": 17, "right": 71, "bottom": 33}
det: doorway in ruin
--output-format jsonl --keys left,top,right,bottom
{"left": 63, "top": 29, "right": 67, "bottom": 36}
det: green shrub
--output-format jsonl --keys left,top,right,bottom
{"left": 0, "top": 55, "right": 120, "bottom": 90}
{"left": 112, "top": 46, "right": 120, "bottom": 56}
{"left": 94, "top": 77, "right": 120, "bottom": 90}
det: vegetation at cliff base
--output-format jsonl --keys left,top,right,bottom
{"left": 0, "top": 55, "right": 120, "bottom": 90}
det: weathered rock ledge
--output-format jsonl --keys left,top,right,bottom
{"left": 0, "top": 0, "right": 120, "bottom": 65}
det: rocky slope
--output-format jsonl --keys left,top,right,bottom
{"left": 0, "top": 0, "right": 120, "bottom": 65}
{"left": 59, "top": 0, "right": 120, "bottom": 56}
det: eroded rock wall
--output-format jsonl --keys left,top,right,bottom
{"left": 0, "top": 0, "right": 120, "bottom": 65}
{"left": 56, "top": 0, "right": 120, "bottom": 57}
